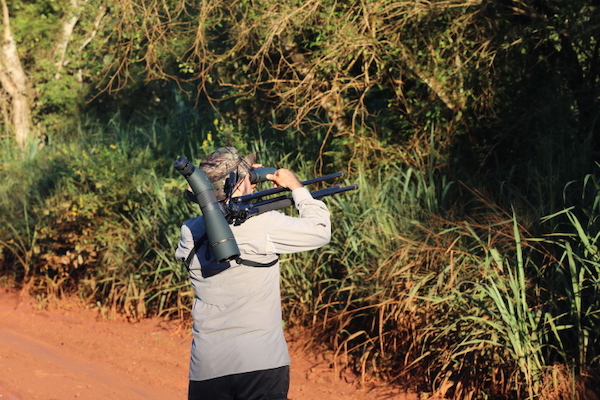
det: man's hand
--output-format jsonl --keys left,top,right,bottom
{"left": 265, "top": 169, "right": 303, "bottom": 190}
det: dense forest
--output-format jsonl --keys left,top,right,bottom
{"left": 1, "top": 1, "right": 599, "bottom": 399}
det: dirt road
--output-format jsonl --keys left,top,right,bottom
{"left": 0, "top": 289, "right": 413, "bottom": 400}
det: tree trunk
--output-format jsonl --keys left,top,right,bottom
{"left": 0, "top": 0, "right": 33, "bottom": 148}
{"left": 54, "top": 0, "right": 89, "bottom": 78}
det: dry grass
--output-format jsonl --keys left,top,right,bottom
{"left": 540, "top": 364, "right": 600, "bottom": 400}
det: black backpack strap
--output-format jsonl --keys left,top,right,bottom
{"left": 235, "top": 256, "right": 279, "bottom": 267}
{"left": 187, "top": 233, "right": 278, "bottom": 269}
{"left": 186, "top": 233, "right": 208, "bottom": 267}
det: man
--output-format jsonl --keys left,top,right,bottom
{"left": 175, "top": 147, "right": 331, "bottom": 400}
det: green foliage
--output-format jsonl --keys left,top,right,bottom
{"left": 0, "top": 123, "right": 196, "bottom": 318}
{"left": 5, "top": 0, "right": 113, "bottom": 138}
{"left": 3, "top": 113, "right": 600, "bottom": 398}
{"left": 98, "top": 0, "right": 600, "bottom": 210}
{"left": 279, "top": 163, "right": 600, "bottom": 399}
{"left": 33, "top": 68, "right": 86, "bottom": 131}
{"left": 10, "top": 0, "right": 65, "bottom": 55}
{"left": 0, "top": 114, "right": 330, "bottom": 318}
{"left": 280, "top": 150, "right": 455, "bottom": 384}
{"left": 537, "top": 203, "right": 600, "bottom": 372}
{"left": 2, "top": 0, "right": 600, "bottom": 398}
{"left": 438, "top": 219, "right": 546, "bottom": 398}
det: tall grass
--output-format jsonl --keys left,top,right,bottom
{"left": 3, "top": 115, "right": 600, "bottom": 399}
{"left": 281, "top": 162, "right": 600, "bottom": 400}
{"left": 280, "top": 151, "right": 456, "bottom": 384}
{"left": 432, "top": 217, "right": 547, "bottom": 399}
{"left": 0, "top": 119, "right": 198, "bottom": 317}
{"left": 0, "top": 116, "right": 330, "bottom": 318}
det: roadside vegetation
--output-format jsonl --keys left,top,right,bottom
{"left": 1, "top": 0, "right": 600, "bottom": 399}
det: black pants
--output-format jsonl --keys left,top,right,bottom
{"left": 188, "top": 366, "right": 290, "bottom": 400}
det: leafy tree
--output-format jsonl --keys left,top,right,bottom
{"left": 452, "top": 0, "right": 600, "bottom": 215}
{"left": 98, "top": 0, "right": 598, "bottom": 181}
{"left": 4, "top": 0, "right": 598, "bottom": 176}
{"left": 0, "top": 0, "right": 110, "bottom": 147}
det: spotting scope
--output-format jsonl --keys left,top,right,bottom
{"left": 173, "top": 157, "right": 240, "bottom": 263}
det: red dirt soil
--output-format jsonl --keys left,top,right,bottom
{"left": 0, "top": 289, "right": 416, "bottom": 400}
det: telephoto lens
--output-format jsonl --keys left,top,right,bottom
{"left": 173, "top": 157, "right": 240, "bottom": 263}
{"left": 248, "top": 167, "right": 277, "bottom": 184}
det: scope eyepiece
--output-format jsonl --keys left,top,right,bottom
{"left": 249, "top": 167, "right": 277, "bottom": 184}
{"left": 173, "top": 156, "right": 195, "bottom": 177}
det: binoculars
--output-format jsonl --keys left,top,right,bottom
{"left": 248, "top": 167, "right": 276, "bottom": 184}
